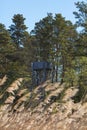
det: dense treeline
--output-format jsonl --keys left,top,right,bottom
{"left": 0, "top": 1, "right": 87, "bottom": 102}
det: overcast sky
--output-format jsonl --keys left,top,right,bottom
{"left": 0, "top": 0, "right": 82, "bottom": 32}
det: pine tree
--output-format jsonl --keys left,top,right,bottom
{"left": 52, "top": 14, "right": 77, "bottom": 82}
{"left": 73, "top": 1, "right": 87, "bottom": 101}
{"left": 9, "top": 14, "right": 27, "bottom": 48}
{"left": 31, "top": 13, "right": 53, "bottom": 61}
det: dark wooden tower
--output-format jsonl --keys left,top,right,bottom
{"left": 31, "top": 61, "right": 52, "bottom": 86}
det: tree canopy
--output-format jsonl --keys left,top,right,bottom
{"left": 0, "top": 0, "right": 87, "bottom": 103}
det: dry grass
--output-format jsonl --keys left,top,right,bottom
{"left": 5, "top": 96, "right": 15, "bottom": 104}
{"left": 0, "top": 75, "right": 7, "bottom": 86}
{"left": 6, "top": 78, "right": 23, "bottom": 94}
{"left": 0, "top": 78, "right": 87, "bottom": 130}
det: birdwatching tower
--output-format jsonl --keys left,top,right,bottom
{"left": 31, "top": 61, "right": 52, "bottom": 86}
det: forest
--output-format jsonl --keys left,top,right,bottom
{"left": 0, "top": 1, "right": 87, "bottom": 104}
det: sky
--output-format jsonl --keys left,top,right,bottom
{"left": 0, "top": 0, "right": 82, "bottom": 32}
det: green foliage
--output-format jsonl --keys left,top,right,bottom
{"left": 0, "top": 20, "right": 32, "bottom": 106}
{"left": 0, "top": 23, "right": 11, "bottom": 44}
{"left": 9, "top": 14, "right": 27, "bottom": 48}
{"left": 64, "top": 68, "right": 78, "bottom": 87}
{"left": 31, "top": 13, "right": 53, "bottom": 61}
{"left": 0, "top": 23, "right": 16, "bottom": 76}
{"left": 72, "top": 1, "right": 87, "bottom": 102}
{"left": 73, "top": 1, "right": 87, "bottom": 31}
